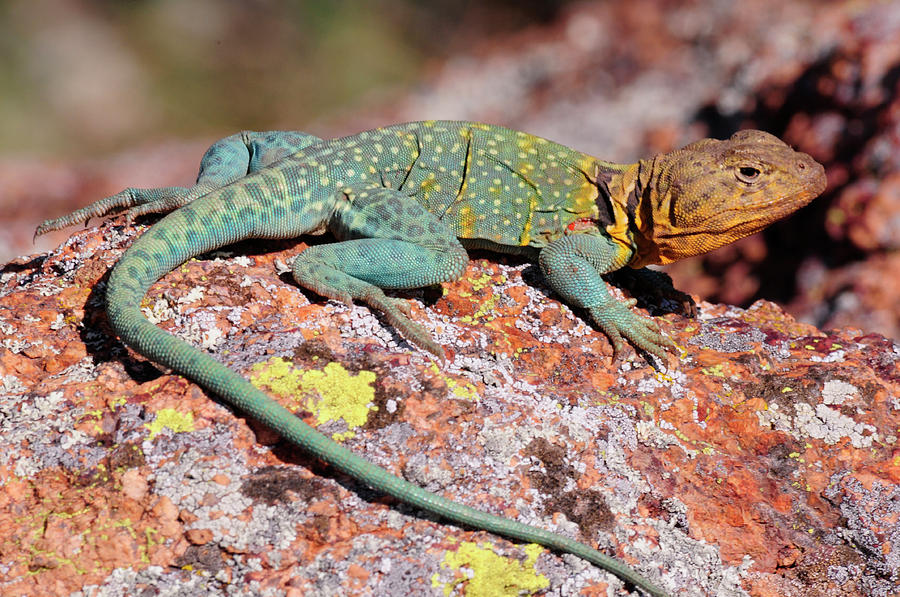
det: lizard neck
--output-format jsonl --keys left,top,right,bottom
{"left": 592, "top": 157, "right": 660, "bottom": 268}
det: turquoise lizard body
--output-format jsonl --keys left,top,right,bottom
{"left": 37, "top": 120, "right": 826, "bottom": 596}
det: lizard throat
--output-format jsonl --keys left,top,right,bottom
{"left": 599, "top": 160, "right": 660, "bottom": 268}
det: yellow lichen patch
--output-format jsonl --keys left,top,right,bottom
{"left": 446, "top": 377, "right": 479, "bottom": 401}
{"left": 701, "top": 364, "right": 726, "bottom": 378}
{"left": 431, "top": 541, "right": 549, "bottom": 597}
{"left": 424, "top": 362, "right": 480, "bottom": 401}
{"left": 470, "top": 293, "right": 500, "bottom": 323}
{"left": 145, "top": 408, "right": 195, "bottom": 439}
{"left": 468, "top": 271, "right": 495, "bottom": 293}
{"left": 250, "top": 357, "right": 376, "bottom": 441}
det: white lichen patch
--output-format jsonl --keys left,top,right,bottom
{"left": 1, "top": 374, "right": 27, "bottom": 396}
{"left": 514, "top": 299, "right": 595, "bottom": 345}
{"left": 49, "top": 313, "right": 67, "bottom": 331}
{"left": 54, "top": 357, "right": 103, "bottom": 384}
{"left": 183, "top": 308, "right": 228, "bottom": 351}
{"left": 403, "top": 452, "right": 455, "bottom": 490}
{"left": 636, "top": 420, "right": 685, "bottom": 452}
{"left": 144, "top": 297, "right": 178, "bottom": 325}
{"left": 798, "top": 403, "right": 878, "bottom": 448}
{"left": 821, "top": 379, "right": 858, "bottom": 405}
{"left": 150, "top": 443, "right": 306, "bottom": 555}
{"left": 809, "top": 349, "right": 847, "bottom": 363}
{"left": 1, "top": 327, "right": 31, "bottom": 353}
{"left": 176, "top": 286, "right": 206, "bottom": 305}
{"left": 758, "top": 400, "right": 878, "bottom": 449}
{"left": 478, "top": 422, "right": 548, "bottom": 464}
{"left": 1, "top": 390, "right": 92, "bottom": 478}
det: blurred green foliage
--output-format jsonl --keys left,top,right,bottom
{"left": 0, "top": 0, "right": 569, "bottom": 156}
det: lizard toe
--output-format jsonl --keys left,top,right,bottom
{"left": 386, "top": 297, "right": 414, "bottom": 318}
{"left": 588, "top": 302, "right": 676, "bottom": 364}
{"left": 358, "top": 290, "right": 444, "bottom": 358}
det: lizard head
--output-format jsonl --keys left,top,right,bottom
{"left": 636, "top": 130, "right": 826, "bottom": 265}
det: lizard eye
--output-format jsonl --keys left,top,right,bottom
{"left": 736, "top": 166, "right": 761, "bottom": 184}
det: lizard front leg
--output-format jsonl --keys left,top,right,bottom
{"left": 292, "top": 187, "right": 469, "bottom": 359}
{"left": 538, "top": 233, "right": 676, "bottom": 362}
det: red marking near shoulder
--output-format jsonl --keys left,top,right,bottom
{"left": 567, "top": 218, "right": 596, "bottom": 233}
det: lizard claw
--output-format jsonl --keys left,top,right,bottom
{"left": 588, "top": 302, "right": 676, "bottom": 364}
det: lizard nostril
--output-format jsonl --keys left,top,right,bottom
{"left": 797, "top": 161, "right": 806, "bottom": 170}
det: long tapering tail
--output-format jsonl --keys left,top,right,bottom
{"left": 104, "top": 205, "right": 669, "bottom": 597}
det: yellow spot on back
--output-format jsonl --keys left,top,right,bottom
{"left": 458, "top": 204, "right": 476, "bottom": 236}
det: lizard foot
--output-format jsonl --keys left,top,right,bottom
{"left": 121, "top": 198, "right": 187, "bottom": 224}
{"left": 359, "top": 290, "right": 445, "bottom": 361}
{"left": 588, "top": 299, "right": 676, "bottom": 363}
{"left": 115, "top": 182, "right": 222, "bottom": 225}
{"left": 297, "top": 277, "right": 444, "bottom": 359}
{"left": 35, "top": 186, "right": 191, "bottom": 237}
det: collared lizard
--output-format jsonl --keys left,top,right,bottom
{"left": 36, "top": 121, "right": 826, "bottom": 596}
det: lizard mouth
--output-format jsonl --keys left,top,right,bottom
{"left": 807, "top": 168, "right": 828, "bottom": 197}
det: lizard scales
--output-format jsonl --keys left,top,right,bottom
{"left": 38, "top": 120, "right": 826, "bottom": 596}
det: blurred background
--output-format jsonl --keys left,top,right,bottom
{"left": 2, "top": 0, "right": 898, "bottom": 340}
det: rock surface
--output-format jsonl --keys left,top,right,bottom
{"left": 1, "top": 221, "right": 898, "bottom": 596}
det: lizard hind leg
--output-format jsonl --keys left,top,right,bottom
{"left": 35, "top": 130, "right": 323, "bottom": 236}
{"left": 35, "top": 185, "right": 192, "bottom": 237}
{"left": 119, "top": 130, "right": 325, "bottom": 222}
{"left": 292, "top": 187, "right": 468, "bottom": 358}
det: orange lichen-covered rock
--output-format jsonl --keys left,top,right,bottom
{"left": 2, "top": 218, "right": 898, "bottom": 596}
